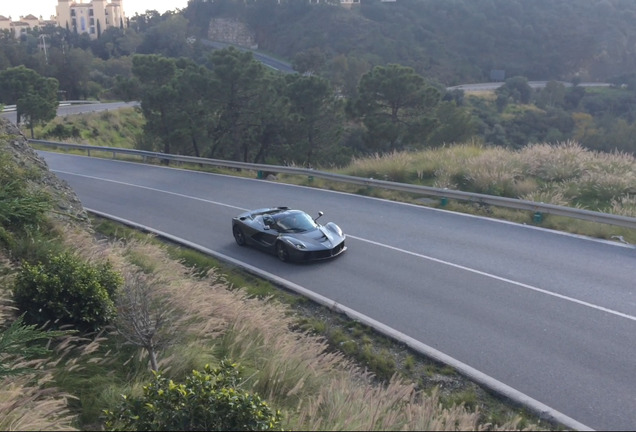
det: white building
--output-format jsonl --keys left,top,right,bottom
{"left": 56, "top": 0, "right": 126, "bottom": 39}
{"left": 0, "top": 1, "right": 126, "bottom": 40}
{"left": 0, "top": 14, "right": 56, "bottom": 38}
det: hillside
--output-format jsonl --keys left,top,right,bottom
{"left": 0, "top": 118, "right": 87, "bottom": 226}
{"left": 186, "top": 0, "right": 636, "bottom": 85}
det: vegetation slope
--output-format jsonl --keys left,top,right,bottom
{"left": 1, "top": 116, "right": 552, "bottom": 429}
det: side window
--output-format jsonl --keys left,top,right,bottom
{"left": 263, "top": 215, "right": 275, "bottom": 228}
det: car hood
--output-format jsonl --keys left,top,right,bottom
{"left": 288, "top": 226, "right": 343, "bottom": 248}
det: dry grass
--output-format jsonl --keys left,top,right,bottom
{"left": 0, "top": 372, "right": 77, "bottom": 431}
{"left": 0, "top": 253, "right": 80, "bottom": 431}
{"left": 24, "top": 224, "right": 542, "bottom": 430}
{"left": 338, "top": 141, "right": 636, "bottom": 241}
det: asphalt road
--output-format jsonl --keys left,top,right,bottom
{"left": 40, "top": 151, "right": 636, "bottom": 431}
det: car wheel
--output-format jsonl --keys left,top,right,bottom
{"left": 233, "top": 225, "right": 246, "bottom": 246}
{"left": 276, "top": 241, "right": 289, "bottom": 262}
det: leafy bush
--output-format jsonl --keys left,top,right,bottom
{"left": 104, "top": 361, "right": 283, "bottom": 431}
{"left": 13, "top": 252, "right": 121, "bottom": 332}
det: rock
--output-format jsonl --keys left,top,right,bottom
{"left": 0, "top": 117, "right": 89, "bottom": 226}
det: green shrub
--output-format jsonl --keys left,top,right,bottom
{"left": 104, "top": 361, "right": 283, "bottom": 431}
{"left": 13, "top": 252, "right": 122, "bottom": 332}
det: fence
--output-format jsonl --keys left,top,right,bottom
{"left": 30, "top": 140, "right": 636, "bottom": 230}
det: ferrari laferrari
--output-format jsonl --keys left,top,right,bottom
{"left": 232, "top": 207, "right": 346, "bottom": 262}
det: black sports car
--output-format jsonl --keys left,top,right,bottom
{"left": 232, "top": 207, "right": 346, "bottom": 262}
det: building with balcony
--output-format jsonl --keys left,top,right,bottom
{"left": 56, "top": 0, "right": 126, "bottom": 39}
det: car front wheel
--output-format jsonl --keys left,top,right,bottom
{"left": 276, "top": 242, "right": 289, "bottom": 262}
{"left": 233, "top": 225, "right": 246, "bottom": 246}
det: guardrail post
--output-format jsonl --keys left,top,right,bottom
{"left": 87, "top": 148, "right": 91, "bottom": 157}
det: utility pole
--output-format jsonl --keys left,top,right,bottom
{"left": 39, "top": 34, "right": 49, "bottom": 64}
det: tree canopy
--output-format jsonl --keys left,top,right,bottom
{"left": 0, "top": 66, "right": 59, "bottom": 136}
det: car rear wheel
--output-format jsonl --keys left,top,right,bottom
{"left": 276, "top": 242, "right": 289, "bottom": 262}
{"left": 233, "top": 225, "right": 246, "bottom": 246}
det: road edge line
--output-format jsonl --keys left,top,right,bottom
{"left": 86, "top": 208, "right": 594, "bottom": 432}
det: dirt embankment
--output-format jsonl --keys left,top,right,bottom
{"left": 0, "top": 117, "right": 88, "bottom": 226}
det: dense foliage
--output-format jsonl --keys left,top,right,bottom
{"left": 13, "top": 252, "right": 122, "bottom": 332}
{"left": 3, "top": 0, "right": 636, "bottom": 161}
{"left": 104, "top": 361, "right": 283, "bottom": 431}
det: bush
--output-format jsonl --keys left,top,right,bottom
{"left": 104, "top": 361, "right": 283, "bottom": 431}
{"left": 13, "top": 252, "right": 121, "bottom": 332}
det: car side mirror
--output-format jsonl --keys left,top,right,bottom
{"left": 314, "top": 211, "right": 324, "bottom": 223}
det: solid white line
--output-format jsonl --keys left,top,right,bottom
{"left": 85, "top": 207, "right": 593, "bottom": 431}
{"left": 53, "top": 170, "right": 248, "bottom": 211}
{"left": 56, "top": 169, "right": 636, "bottom": 324}
{"left": 348, "top": 234, "right": 636, "bottom": 322}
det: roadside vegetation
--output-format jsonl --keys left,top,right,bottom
{"left": 30, "top": 108, "right": 636, "bottom": 245}
{"left": 1, "top": 127, "right": 550, "bottom": 429}
{"left": 3, "top": 2, "right": 634, "bottom": 427}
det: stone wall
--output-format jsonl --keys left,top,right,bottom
{"left": 207, "top": 18, "right": 257, "bottom": 49}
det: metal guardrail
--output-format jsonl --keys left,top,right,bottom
{"left": 30, "top": 139, "right": 636, "bottom": 230}
{"left": 3, "top": 100, "right": 100, "bottom": 112}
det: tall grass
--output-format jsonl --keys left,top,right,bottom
{"left": 17, "top": 225, "right": 540, "bottom": 431}
{"left": 33, "top": 108, "right": 144, "bottom": 149}
{"left": 341, "top": 141, "right": 636, "bottom": 222}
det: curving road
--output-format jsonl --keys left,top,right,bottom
{"left": 40, "top": 151, "right": 636, "bottom": 431}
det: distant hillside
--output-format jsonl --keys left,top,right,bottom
{"left": 186, "top": 0, "right": 636, "bottom": 85}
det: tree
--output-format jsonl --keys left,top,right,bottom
{"left": 0, "top": 66, "right": 59, "bottom": 129}
{"left": 48, "top": 47, "right": 93, "bottom": 99}
{"left": 104, "top": 361, "right": 283, "bottom": 431}
{"left": 427, "top": 101, "right": 476, "bottom": 146}
{"left": 495, "top": 76, "right": 533, "bottom": 108}
{"left": 18, "top": 77, "right": 60, "bottom": 138}
{"left": 354, "top": 64, "right": 440, "bottom": 152}
{"left": 131, "top": 54, "right": 179, "bottom": 155}
{"left": 115, "top": 271, "right": 178, "bottom": 372}
{"left": 536, "top": 80, "right": 566, "bottom": 109}
{"left": 283, "top": 73, "right": 343, "bottom": 166}
{"left": 292, "top": 47, "right": 327, "bottom": 75}
{"left": 208, "top": 47, "right": 270, "bottom": 162}
{"left": 129, "top": 55, "right": 218, "bottom": 158}
{"left": 136, "top": 14, "right": 193, "bottom": 58}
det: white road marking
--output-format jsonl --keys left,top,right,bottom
{"left": 55, "top": 169, "right": 636, "bottom": 323}
{"left": 348, "top": 234, "right": 636, "bottom": 322}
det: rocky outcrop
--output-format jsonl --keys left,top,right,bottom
{"left": 0, "top": 117, "right": 88, "bottom": 226}
{"left": 207, "top": 18, "right": 258, "bottom": 49}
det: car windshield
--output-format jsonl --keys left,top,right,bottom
{"left": 276, "top": 212, "right": 317, "bottom": 233}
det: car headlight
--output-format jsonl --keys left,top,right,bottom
{"left": 288, "top": 240, "right": 307, "bottom": 249}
